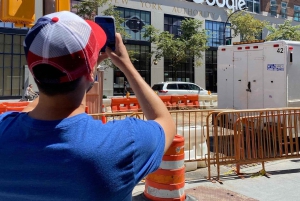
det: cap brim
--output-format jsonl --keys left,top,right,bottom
{"left": 86, "top": 20, "right": 107, "bottom": 51}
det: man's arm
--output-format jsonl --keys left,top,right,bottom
{"left": 106, "top": 33, "right": 176, "bottom": 152}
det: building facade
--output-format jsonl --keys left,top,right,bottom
{"left": 1, "top": 0, "right": 300, "bottom": 99}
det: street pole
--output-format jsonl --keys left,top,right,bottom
{"left": 223, "top": 6, "right": 248, "bottom": 45}
{"left": 97, "top": 65, "right": 105, "bottom": 113}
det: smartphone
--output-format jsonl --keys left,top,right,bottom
{"left": 94, "top": 16, "right": 116, "bottom": 52}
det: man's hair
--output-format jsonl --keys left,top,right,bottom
{"left": 32, "top": 64, "right": 82, "bottom": 96}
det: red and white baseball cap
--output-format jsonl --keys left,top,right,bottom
{"left": 23, "top": 11, "right": 107, "bottom": 83}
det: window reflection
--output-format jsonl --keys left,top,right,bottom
{"left": 163, "top": 15, "right": 194, "bottom": 82}
{"left": 114, "top": 8, "right": 151, "bottom": 96}
{"left": 0, "top": 32, "right": 27, "bottom": 97}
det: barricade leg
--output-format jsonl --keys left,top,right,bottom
{"left": 144, "top": 135, "right": 186, "bottom": 201}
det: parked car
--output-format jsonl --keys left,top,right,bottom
{"left": 152, "top": 82, "right": 209, "bottom": 96}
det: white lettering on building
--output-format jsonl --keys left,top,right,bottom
{"left": 193, "top": 0, "right": 246, "bottom": 11}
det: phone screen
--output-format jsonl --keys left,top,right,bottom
{"left": 94, "top": 16, "right": 116, "bottom": 52}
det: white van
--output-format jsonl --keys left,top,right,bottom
{"left": 152, "top": 82, "right": 209, "bottom": 96}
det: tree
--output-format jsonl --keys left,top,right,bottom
{"left": 227, "top": 11, "right": 268, "bottom": 41}
{"left": 265, "top": 20, "right": 300, "bottom": 41}
{"left": 143, "top": 18, "right": 208, "bottom": 80}
{"left": 72, "top": 0, "right": 125, "bottom": 36}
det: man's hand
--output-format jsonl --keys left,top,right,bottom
{"left": 105, "top": 33, "right": 132, "bottom": 71}
{"left": 97, "top": 52, "right": 108, "bottom": 67}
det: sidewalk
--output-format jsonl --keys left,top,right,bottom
{"left": 133, "top": 159, "right": 300, "bottom": 201}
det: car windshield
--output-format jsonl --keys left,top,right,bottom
{"left": 152, "top": 84, "right": 163, "bottom": 90}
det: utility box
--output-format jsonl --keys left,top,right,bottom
{"left": 217, "top": 40, "right": 300, "bottom": 110}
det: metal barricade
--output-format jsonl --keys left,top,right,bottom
{"left": 207, "top": 108, "right": 300, "bottom": 181}
{"left": 90, "top": 110, "right": 216, "bottom": 170}
{"left": 91, "top": 108, "right": 300, "bottom": 182}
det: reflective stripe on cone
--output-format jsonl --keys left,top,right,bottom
{"left": 145, "top": 180, "right": 185, "bottom": 201}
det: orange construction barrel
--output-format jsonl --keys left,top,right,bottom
{"left": 144, "top": 135, "right": 185, "bottom": 201}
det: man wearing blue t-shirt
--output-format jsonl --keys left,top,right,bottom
{"left": 0, "top": 11, "right": 176, "bottom": 201}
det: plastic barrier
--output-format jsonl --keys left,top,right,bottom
{"left": 6, "top": 106, "right": 25, "bottom": 112}
{"left": 144, "top": 135, "right": 185, "bottom": 201}
{"left": 111, "top": 98, "right": 130, "bottom": 112}
{"left": 0, "top": 104, "right": 7, "bottom": 114}
{"left": 170, "top": 95, "right": 188, "bottom": 109}
{"left": 2, "top": 102, "right": 29, "bottom": 107}
{"left": 159, "top": 96, "right": 174, "bottom": 110}
{"left": 101, "top": 105, "right": 107, "bottom": 123}
{"left": 185, "top": 95, "right": 200, "bottom": 109}
{"left": 88, "top": 94, "right": 218, "bottom": 114}
{"left": 85, "top": 106, "right": 89, "bottom": 114}
{"left": 128, "top": 97, "right": 140, "bottom": 112}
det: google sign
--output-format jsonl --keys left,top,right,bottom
{"left": 193, "top": 0, "right": 246, "bottom": 11}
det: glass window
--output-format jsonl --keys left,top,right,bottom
{"left": 206, "top": 20, "right": 230, "bottom": 46}
{"left": 112, "top": 7, "right": 151, "bottom": 96}
{"left": 163, "top": 15, "right": 194, "bottom": 82}
{"left": 113, "top": 44, "right": 150, "bottom": 95}
{"left": 152, "top": 84, "right": 163, "bottom": 90}
{"left": 167, "top": 84, "right": 178, "bottom": 90}
{"left": 245, "top": 0, "right": 260, "bottom": 13}
{"left": 189, "top": 84, "right": 200, "bottom": 91}
{"left": 178, "top": 84, "right": 189, "bottom": 90}
{"left": 116, "top": 7, "right": 151, "bottom": 41}
{"left": 294, "top": 6, "right": 300, "bottom": 21}
{"left": 13, "top": 35, "right": 21, "bottom": 54}
{"left": 0, "top": 30, "right": 27, "bottom": 97}
{"left": 270, "top": 0, "right": 278, "bottom": 17}
{"left": 0, "top": 54, "right": 3, "bottom": 96}
{"left": 4, "top": 35, "right": 12, "bottom": 53}
{"left": 164, "top": 15, "right": 184, "bottom": 37}
{"left": 281, "top": 2, "right": 287, "bottom": 19}
{"left": 205, "top": 50, "right": 218, "bottom": 93}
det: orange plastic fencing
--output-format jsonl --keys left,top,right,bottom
{"left": 111, "top": 98, "right": 130, "bottom": 112}
{"left": 171, "top": 95, "right": 188, "bottom": 109}
{"left": 0, "top": 102, "right": 29, "bottom": 114}
{"left": 109, "top": 95, "right": 201, "bottom": 113}
{"left": 159, "top": 95, "right": 175, "bottom": 110}
{"left": 6, "top": 106, "right": 25, "bottom": 112}
{"left": 128, "top": 97, "right": 140, "bottom": 112}
{"left": 0, "top": 104, "right": 7, "bottom": 114}
{"left": 169, "top": 95, "right": 200, "bottom": 109}
{"left": 85, "top": 106, "right": 89, "bottom": 114}
{"left": 144, "top": 135, "right": 185, "bottom": 201}
{"left": 2, "top": 102, "right": 29, "bottom": 107}
{"left": 185, "top": 95, "right": 200, "bottom": 109}
{"left": 111, "top": 97, "right": 142, "bottom": 112}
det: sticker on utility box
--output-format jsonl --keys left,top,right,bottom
{"left": 267, "top": 64, "right": 284, "bottom": 71}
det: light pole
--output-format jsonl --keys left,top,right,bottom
{"left": 223, "top": 6, "right": 248, "bottom": 45}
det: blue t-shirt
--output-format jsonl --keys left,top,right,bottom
{"left": 0, "top": 112, "right": 165, "bottom": 201}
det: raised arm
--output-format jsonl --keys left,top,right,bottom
{"left": 106, "top": 33, "right": 176, "bottom": 152}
